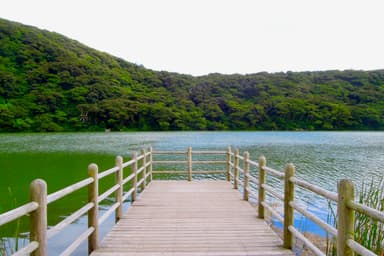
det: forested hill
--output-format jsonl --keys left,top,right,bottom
{"left": 1, "top": 18, "right": 384, "bottom": 132}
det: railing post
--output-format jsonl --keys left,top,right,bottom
{"left": 132, "top": 152, "right": 138, "bottom": 201}
{"left": 88, "top": 163, "right": 99, "bottom": 254}
{"left": 187, "top": 146, "right": 192, "bottom": 181}
{"left": 283, "top": 163, "right": 295, "bottom": 249}
{"left": 243, "top": 152, "right": 250, "bottom": 201}
{"left": 258, "top": 156, "right": 266, "bottom": 218}
{"left": 226, "top": 146, "right": 232, "bottom": 182}
{"left": 337, "top": 179, "right": 355, "bottom": 256}
{"left": 234, "top": 148, "right": 239, "bottom": 189}
{"left": 30, "top": 179, "right": 47, "bottom": 256}
{"left": 149, "top": 147, "right": 153, "bottom": 183}
{"left": 115, "top": 156, "right": 123, "bottom": 223}
{"left": 141, "top": 148, "right": 147, "bottom": 190}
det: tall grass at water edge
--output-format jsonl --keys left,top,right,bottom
{"left": 326, "top": 178, "right": 384, "bottom": 256}
{"left": 0, "top": 188, "right": 27, "bottom": 256}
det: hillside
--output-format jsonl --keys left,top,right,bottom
{"left": 1, "top": 18, "right": 384, "bottom": 132}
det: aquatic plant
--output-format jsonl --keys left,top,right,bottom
{"left": 325, "top": 201, "right": 337, "bottom": 256}
{"left": 0, "top": 188, "right": 26, "bottom": 256}
{"left": 354, "top": 178, "right": 383, "bottom": 255}
{"left": 326, "top": 178, "right": 384, "bottom": 256}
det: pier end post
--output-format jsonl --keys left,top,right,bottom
{"left": 88, "top": 163, "right": 99, "bottom": 253}
{"left": 283, "top": 163, "right": 295, "bottom": 249}
{"left": 234, "top": 148, "right": 239, "bottom": 189}
{"left": 132, "top": 152, "right": 138, "bottom": 201}
{"left": 243, "top": 152, "right": 250, "bottom": 201}
{"left": 337, "top": 179, "right": 355, "bottom": 256}
{"left": 187, "top": 146, "right": 192, "bottom": 181}
{"left": 226, "top": 146, "right": 232, "bottom": 182}
{"left": 141, "top": 149, "right": 147, "bottom": 190}
{"left": 30, "top": 179, "right": 47, "bottom": 256}
{"left": 115, "top": 156, "right": 123, "bottom": 223}
{"left": 258, "top": 155, "right": 266, "bottom": 218}
{"left": 149, "top": 147, "right": 153, "bottom": 182}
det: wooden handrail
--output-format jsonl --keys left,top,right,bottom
{"left": 347, "top": 200, "right": 384, "bottom": 223}
{"left": 246, "top": 159, "right": 259, "bottom": 167}
{"left": 152, "top": 160, "right": 187, "bottom": 164}
{"left": 12, "top": 241, "right": 39, "bottom": 256}
{"left": 261, "top": 183, "right": 284, "bottom": 201}
{"left": 192, "top": 151, "right": 226, "bottom": 154}
{"left": 290, "top": 176, "right": 338, "bottom": 202}
{"left": 47, "top": 178, "right": 94, "bottom": 204}
{"left": 288, "top": 225, "right": 326, "bottom": 256}
{"left": 0, "top": 148, "right": 151, "bottom": 256}
{"left": 262, "top": 166, "right": 285, "bottom": 178}
{"left": 98, "top": 166, "right": 119, "bottom": 179}
{"left": 152, "top": 150, "right": 186, "bottom": 154}
{"left": 289, "top": 201, "right": 337, "bottom": 237}
{"left": 241, "top": 154, "right": 383, "bottom": 256}
{"left": 47, "top": 202, "right": 94, "bottom": 239}
{"left": 151, "top": 148, "right": 229, "bottom": 179}
{"left": 0, "top": 202, "right": 38, "bottom": 226}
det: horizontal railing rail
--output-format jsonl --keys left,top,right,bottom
{"left": 151, "top": 147, "right": 229, "bottom": 181}
{"left": 1, "top": 145, "right": 382, "bottom": 256}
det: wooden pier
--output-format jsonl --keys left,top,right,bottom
{"left": 1, "top": 147, "right": 383, "bottom": 256}
{"left": 91, "top": 180, "right": 292, "bottom": 256}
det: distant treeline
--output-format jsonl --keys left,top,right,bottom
{"left": 1, "top": 18, "right": 384, "bottom": 132}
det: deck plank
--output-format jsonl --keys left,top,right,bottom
{"left": 91, "top": 181, "right": 293, "bottom": 256}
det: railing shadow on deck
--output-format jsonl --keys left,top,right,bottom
{"left": 0, "top": 146, "right": 383, "bottom": 256}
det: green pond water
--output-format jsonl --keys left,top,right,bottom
{"left": 0, "top": 131, "right": 383, "bottom": 255}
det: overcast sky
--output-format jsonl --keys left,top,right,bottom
{"left": 1, "top": 0, "right": 383, "bottom": 76}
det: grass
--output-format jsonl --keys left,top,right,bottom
{"left": 326, "top": 178, "right": 384, "bottom": 256}
{"left": 0, "top": 188, "right": 27, "bottom": 256}
{"left": 354, "top": 178, "right": 384, "bottom": 255}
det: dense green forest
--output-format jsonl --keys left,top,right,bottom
{"left": 1, "top": 18, "right": 384, "bottom": 132}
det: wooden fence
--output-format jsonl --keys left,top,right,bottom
{"left": 0, "top": 146, "right": 383, "bottom": 256}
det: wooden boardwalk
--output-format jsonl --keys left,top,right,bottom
{"left": 91, "top": 180, "right": 293, "bottom": 256}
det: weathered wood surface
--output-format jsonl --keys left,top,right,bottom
{"left": 91, "top": 181, "right": 293, "bottom": 256}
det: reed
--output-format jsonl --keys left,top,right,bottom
{"left": 354, "top": 178, "right": 383, "bottom": 255}
{"left": 326, "top": 178, "right": 384, "bottom": 256}
{"left": 0, "top": 188, "right": 26, "bottom": 256}
{"left": 325, "top": 201, "right": 337, "bottom": 256}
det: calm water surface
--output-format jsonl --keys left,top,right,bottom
{"left": 0, "top": 131, "right": 383, "bottom": 254}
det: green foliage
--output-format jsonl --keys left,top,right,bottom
{"left": 1, "top": 18, "right": 384, "bottom": 132}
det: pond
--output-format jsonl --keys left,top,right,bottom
{"left": 0, "top": 131, "right": 383, "bottom": 255}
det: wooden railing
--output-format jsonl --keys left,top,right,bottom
{"left": 0, "top": 147, "right": 152, "bottom": 256}
{"left": 0, "top": 146, "right": 383, "bottom": 256}
{"left": 228, "top": 148, "right": 384, "bottom": 256}
{"left": 152, "top": 147, "right": 229, "bottom": 181}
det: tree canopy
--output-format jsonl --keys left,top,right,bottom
{"left": 1, "top": 18, "right": 384, "bottom": 132}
